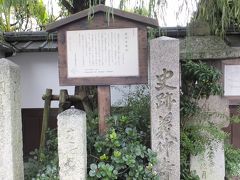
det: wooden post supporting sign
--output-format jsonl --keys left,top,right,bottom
{"left": 97, "top": 85, "right": 111, "bottom": 135}
{"left": 39, "top": 88, "right": 52, "bottom": 158}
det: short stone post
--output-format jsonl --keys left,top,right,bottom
{"left": 150, "top": 37, "right": 180, "bottom": 179}
{"left": 0, "top": 58, "right": 24, "bottom": 180}
{"left": 57, "top": 108, "right": 87, "bottom": 180}
{"left": 190, "top": 96, "right": 229, "bottom": 180}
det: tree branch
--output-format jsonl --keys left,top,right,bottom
{"left": 61, "top": 0, "right": 74, "bottom": 14}
{"left": 10, "top": 20, "right": 19, "bottom": 27}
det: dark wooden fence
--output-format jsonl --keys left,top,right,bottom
{"left": 21, "top": 106, "right": 240, "bottom": 158}
{"left": 22, "top": 108, "right": 58, "bottom": 155}
{"left": 224, "top": 105, "right": 240, "bottom": 148}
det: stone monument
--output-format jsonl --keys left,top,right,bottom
{"left": 150, "top": 37, "right": 180, "bottom": 179}
{"left": 0, "top": 58, "right": 24, "bottom": 180}
{"left": 57, "top": 108, "right": 87, "bottom": 180}
{"left": 190, "top": 96, "right": 229, "bottom": 180}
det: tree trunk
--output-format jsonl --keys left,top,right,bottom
{"left": 74, "top": 86, "right": 97, "bottom": 113}
{"left": 61, "top": 0, "right": 106, "bottom": 14}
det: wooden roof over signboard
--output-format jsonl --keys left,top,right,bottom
{"left": 46, "top": 4, "right": 159, "bottom": 32}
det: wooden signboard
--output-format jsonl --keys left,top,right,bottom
{"left": 46, "top": 4, "right": 158, "bottom": 134}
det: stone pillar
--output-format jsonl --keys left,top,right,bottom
{"left": 150, "top": 37, "right": 180, "bottom": 179}
{"left": 0, "top": 58, "right": 24, "bottom": 180}
{"left": 190, "top": 96, "right": 229, "bottom": 180}
{"left": 57, "top": 108, "right": 87, "bottom": 180}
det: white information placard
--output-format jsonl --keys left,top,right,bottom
{"left": 66, "top": 28, "right": 139, "bottom": 78}
{"left": 224, "top": 65, "right": 240, "bottom": 96}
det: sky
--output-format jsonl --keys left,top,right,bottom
{"left": 43, "top": 0, "right": 198, "bottom": 27}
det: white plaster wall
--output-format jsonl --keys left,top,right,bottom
{"left": 9, "top": 52, "right": 74, "bottom": 108}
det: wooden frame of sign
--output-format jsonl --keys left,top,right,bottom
{"left": 46, "top": 4, "right": 158, "bottom": 134}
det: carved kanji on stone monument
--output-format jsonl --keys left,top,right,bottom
{"left": 150, "top": 37, "right": 180, "bottom": 180}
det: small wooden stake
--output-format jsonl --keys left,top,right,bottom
{"left": 98, "top": 85, "right": 111, "bottom": 135}
{"left": 39, "top": 89, "right": 52, "bottom": 159}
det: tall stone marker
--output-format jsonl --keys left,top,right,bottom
{"left": 0, "top": 58, "right": 24, "bottom": 180}
{"left": 58, "top": 108, "right": 87, "bottom": 180}
{"left": 150, "top": 37, "right": 180, "bottom": 179}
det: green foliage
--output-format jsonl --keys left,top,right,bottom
{"left": 29, "top": 0, "right": 49, "bottom": 27}
{"left": 225, "top": 143, "right": 240, "bottom": 178}
{"left": 88, "top": 116, "right": 158, "bottom": 179}
{"left": 119, "top": 0, "right": 167, "bottom": 19}
{"left": 180, "top": 60, "right": 226, "bottom": 179}
{"left": 0, "top": 0, "right": 49, "bottom": 31}
{"left": 229, "top": 109, "right": 240, "bottom": 124}
{"left": 24, "top": 87, "right": 158, "bottom": 179}
{"left": 24, "top": 129, "right": 59, "bottom": 180}
{"left": 194, "top": 0, "right": 240, "bottom": 36}
{"left": 112, "top": 86, "right": 151, "bottom": 146}
{"left": 118, "top": 0, "right": 240, "bottom": 36}
{"left": 119, "top": 6, "right": 149, "bottom": 17}
{"left": 181, "top": 60, "right": 222, "bottom": 100}
{"left": 226, "top": 114, "right": 240, "bottom": 180}
{"left": 181, "top": 60, "right": 223, "bottom": 123}
{"left": 87, "top": 87, "right": 158, "bottom": 179}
